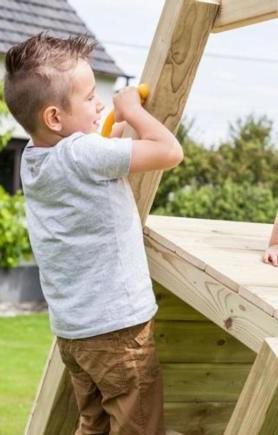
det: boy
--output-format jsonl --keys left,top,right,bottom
{"left": 4, "top": 33, "right": 183, "bottom": 435}
{"left": 263, "top": 213, "right": 278, "bottom": 267}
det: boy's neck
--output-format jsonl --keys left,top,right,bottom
{"left": 31, "top": 131, "right": 64, "bottom": 148}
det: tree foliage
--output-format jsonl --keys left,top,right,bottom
{"left": 0, "top": 81, "right": 12, "bottom": 151}
{"left": 151, "top": 115, "right": 278, "bottom": 223}
{"left": 0, "top": 186, "right": 31, "bottom": 269}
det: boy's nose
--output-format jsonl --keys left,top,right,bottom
{"left": 95, "top": 93, "right": 105, "bottom": 112}
{"left": 98, "top": 102, "right": 105, "bottom": 112}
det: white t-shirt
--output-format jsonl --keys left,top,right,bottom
{"left": 20, "top": 132, "right": 157, "bottom": 338}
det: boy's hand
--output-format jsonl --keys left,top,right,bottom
{"left": 113, "top": 87, "right": 142, "bottom": 123}
{"left": 110, "top": 121, "right": 126, "bottom": 138}
{"left": 263, "top": 245, "right": 278, "bottom": 267}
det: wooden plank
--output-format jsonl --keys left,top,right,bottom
{"left": 145, "top": 234, "right": 278, "bottom": 353}
{"left": 146, "top": 216, "right": 278, "bottom": 318}
{"left": 24, "top": 340, "right": 78, "bottom": 435}
{"left": 24, "top": 3, "right": 220, "bottom": 434}
{"left": 154, "top": 281, "right": 208, "bottom": 321}
{"left": 224, "top": 338, "right": 278, "bottom": 435}
{"left": 213, "top": 0, "right": 278, "bottom": 33}
{"left": 155, "top": 321, "right": 255, "bottom": 363}
{"left": 162, "top": 363, "right": 251, "bottom": 402}
{"left": 125, "top": 0, "right": 220, "bottom": 224}
{"left": 164, "top": 402, "right": 235, "bottom": 435}
{"left": 239, "top": 286, "right": 278, "bottom": 317}
{"left": 146, "top": 215, "right": 273, "bottom": 237}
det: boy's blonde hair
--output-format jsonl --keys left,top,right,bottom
{"left": 4, "top": 33, "right": 96, "bottom": 134}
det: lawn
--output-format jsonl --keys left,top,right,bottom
{"left": 0, "top": 314, "right": 53, "bottom": 435}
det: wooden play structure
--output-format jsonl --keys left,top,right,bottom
{"left": 24, "top": 1, "right": 278, "bottom": 434}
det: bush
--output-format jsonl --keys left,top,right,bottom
{"left": 154, "top": 181, "right": 278, "bottom": 223}
{"left": 0, "top": 81, "right": 12, "bottom": 152}
{"left": 0, "top": 186, "right": 32, "bottom": 269}
{"left": 151, "top": 115, "right": 278, "bottom": 223}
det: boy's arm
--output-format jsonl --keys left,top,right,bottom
{"left": 263, "top": 212, "right": 278, "bottom": 266}
{"left": 110, "top": 121, "right": 127, "bottom": 138}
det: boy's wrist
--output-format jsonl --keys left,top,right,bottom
{"left": 123, "top": 105, "right": 145, "bottom": 124}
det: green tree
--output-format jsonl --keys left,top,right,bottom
{"left": 0, "top": 81, "right": 30, "bottom": 268}
{"left": 154, "top": 181, "right": 278, "bottom": 223}
{"left": 0, "top": 81, "right": 12, "bottom": 151}
{"left": 0, "top": 186, "right": 31, "bottom": 269}
{"left": 151, "top": 115, "right": 278, "bottom": 223}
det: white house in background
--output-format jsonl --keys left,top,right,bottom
{"left": 0, "top": 0, "right": 131, "bottom": 194}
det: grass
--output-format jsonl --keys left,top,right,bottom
{"left": 0, "top": 314, "right": 53, "bottom": 435}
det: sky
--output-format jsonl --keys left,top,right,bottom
{"left": 68, "top": 0, "right": 278, "bottom": 147}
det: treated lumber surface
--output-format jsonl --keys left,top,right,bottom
{"left": 144, "top": 219, "right": 278, "bottom": 353}
{"left": 165, "top": 402, "right": 235, "bottom": 435}
{"left": 126, "top": 0, "right": 220, "bottom": 225}
{"left": 153, "top": 283, "right": 254, "bottom": 432}
{"left": 155, "top": 282, "right": 208, "bottom": 321}
{"left": 145, "top": 216, "right": 278, "bottom": 319}
{"left": 24, "top": 341, "right": 78, "bottom": 435}
{"left": 153, "top": 281, "right": 256, "bottom": 435}
{"left": 224, "top": 338, "right": 278, "bottom": 435}
{"left": 24, "top": 2, "right": 220, "bottom": 434}
{"left": 213, "top": 0, "right": 278, "bottom": 32}
{"left": 162, "top": 363, "right": 250, "bottom": 402}
{"left": 155, "top": 321, "right": 254, "bottom": 363}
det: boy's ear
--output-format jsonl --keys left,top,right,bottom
{"left": 42, "top": 106, "right": 62, "bottom": 132}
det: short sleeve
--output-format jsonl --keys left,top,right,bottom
{"left": 69, "top": 133, "right": 132, "bottom": 181}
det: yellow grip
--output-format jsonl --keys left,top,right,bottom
{"left": 101, "top": 83, "right": 150, "bottom": 138}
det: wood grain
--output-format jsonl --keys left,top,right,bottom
{"left": 224, "top": 338, "right": 278, "bottom": 435}
{"left": 126, "top": 0, "right": 220, "bottom": 225}
{"left": 145, "top": 232, "right": 278, "bottom": 353}
{"left": 213, "top": 0, "right": 278, "bottom": 32}
{"left": 146, "top": 215, "right": 278, "bottom": 318}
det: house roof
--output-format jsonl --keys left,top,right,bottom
{"left": 0, "top": 0, "right": 128, "bottom": 78}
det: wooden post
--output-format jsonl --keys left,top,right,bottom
{"left": 213, "top": 0, "right": 278, "bottom": 32}
{"left": 24, "top": 2, "right": 220, "bottom": 434}
{"left": 224, "top": 338, "right": 278, "bottom": 435}
{"left": 126, "top": 0, "right": 220, "bottom": 224}
{"left": 24, "top": 341, "right": 79, "bottom": 435}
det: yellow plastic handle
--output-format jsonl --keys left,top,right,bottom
{"left": 101, "top": 83, "right": 150, "bottom": 137}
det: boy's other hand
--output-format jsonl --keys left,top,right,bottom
{"left": 113, "top": 87, "right": 142, "bottom": 123}
{"left": 263, "top": 245, "right": 278, "bottom": 267}
{"left": 110, "top": 121, "right": 126, "bottom": 138}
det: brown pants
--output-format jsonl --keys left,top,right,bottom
{"left": 57, "top": 319, "right": 165, "bottom": 435}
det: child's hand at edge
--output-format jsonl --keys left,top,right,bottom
{"left": 263, "top": 245, "right": 278, "bottom": 267}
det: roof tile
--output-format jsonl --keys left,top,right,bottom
{"left": 0, "top": 0, "right": 128, "bottom": 78}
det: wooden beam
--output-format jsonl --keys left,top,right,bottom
{"left": 144, "top": 233, "right": 278, "bottom": 353}
{"left": 213, "top": 0, "right": 278, "bottom": 33}
{"left": 145, "top": 215, "right": 278, "bottom": 318}
{"left": 126, "top": 0, "right": 220, "bottom": 225}
{"left": 224, "top": 338, "right": 278, "bottom": 435}
{"left": 24, "top": 341, "right": 78, "bottom": 435}
{"left": 24, "top": 2, "right": 220, "bottom": 434}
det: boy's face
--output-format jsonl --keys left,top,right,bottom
{"left": 60, "top": 59, "right": 104, "bottom": 135}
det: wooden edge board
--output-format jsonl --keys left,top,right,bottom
{"left": 144, "top": 225, "right": 207, "bottom": 270}
{"left": 145, "top": 226, "right": 240, "bottom": 292}
{"left": 144, "top": 234, "right": 278, "bottom": 353}
{"left": 24, "top": 340, "right": 65, "bottom": 435}
{"left": 213, "top": 0, "right": 278, "bottom": 32}
{"left": 224, "top": 337, "right": 278, "bottom": 434}
{"left": 239, "top": 286, "right": 276, "bottom": 317}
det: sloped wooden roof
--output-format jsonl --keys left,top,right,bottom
{"left": 0, "top": 0, "right": 127, "bottom": 78}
